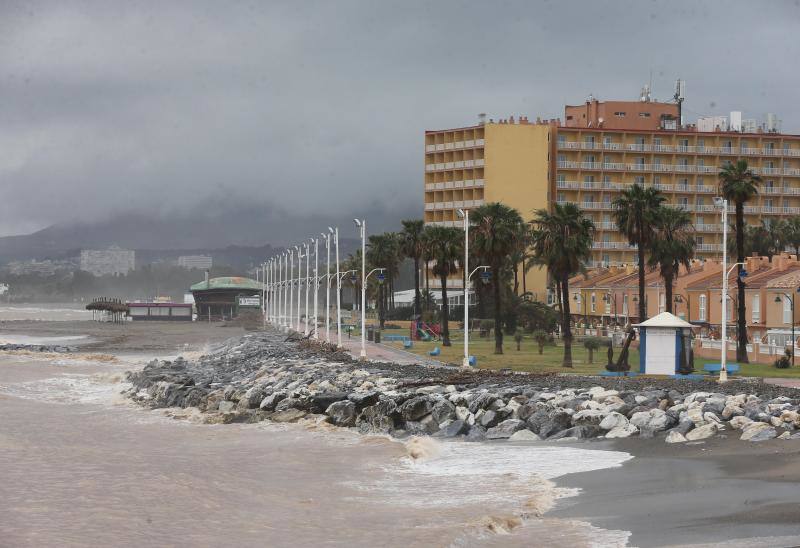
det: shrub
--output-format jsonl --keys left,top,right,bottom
{"left": 583, "top": 337, "right": 604, "bottom": 364}
{"left": 479, "top": 319, "right": 494, "bottom": 338}
{"left": 532, "top": 330, "right": 548, "bottom": 354}
{"left": 775, "top": 349, "right": 792, "bottom": 369}
{"left": 514, "top": 329, "right": 524, "bottom": 351}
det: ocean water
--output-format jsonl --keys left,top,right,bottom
{"left": 0, "top": 303, "right": 93, "bottom": 321}
{"left": 0, "top": 305, "right": 634, "bottom": 547}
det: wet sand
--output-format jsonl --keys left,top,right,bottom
{"left": 551, "top": 436, "right": 800, "bottom": 547}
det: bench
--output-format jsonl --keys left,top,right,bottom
{"left": 383, "top": 334, "right": 410, "bottom": 343}
{"left": 703, "top": 363, "right": 740, "bottom": 375}
{"left": 429, "top": 346, "right": 441, "bottom": 357}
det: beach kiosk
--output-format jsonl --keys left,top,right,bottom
{"left": 635, "top": 312, "right": 695, "bottom": 375}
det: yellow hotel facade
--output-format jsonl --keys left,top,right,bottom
{"left": 424, "top": 98, "right": 800, "bottom": 300}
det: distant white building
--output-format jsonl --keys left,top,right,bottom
{"left": 178, "top": 255, "right": 213, "bottom": 270}
{"left": 80, "top": 246, "right": 135, "bottom": 276}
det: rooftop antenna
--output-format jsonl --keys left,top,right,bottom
{"left": 674, "top": 78, "right": 685, "bottom": 127}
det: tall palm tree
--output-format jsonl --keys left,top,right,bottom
{"left": 613, "top": 184, "right": 666, "bottom": 321}
{"left": 399, "top": 219, "right": 425, "bottom": 318}
{"left": 720, "top": 159, "right": 761, "bottom": 363}
{"left": 366, "top": 233, "right": 396, "bottom": 329}
{"left": 784, "top": 217, "right": 800, "bottom": 258}
{"left": 530, "top": 202, "right": 594, "bottom": 367}
{"left": 426, "top": 225, "right": 462, "bottom": 346}
{"left": 421, "top": 225, "right": 436, "bottom": 312}
{"left": 649, "top": 207, "right": 695, "bottom": 313}
{"left": 509, "top": 223, "right": 533, "bottom": 296}
{"left": 471, "top": 202, "right": 526, "bottom": 354}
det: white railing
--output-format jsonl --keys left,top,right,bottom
{"left": 593, "top": 241, "right": 634, "bottom": 249}
{"left": 596, "top": 222, "right": 616, "bottom": 229}
{"left": 696, "top": 243, "right": 723, "bottom": 252}
{"left": 603, "top": 162, "right": 626, "bottom": 170}
{"left": 695, "top": 224, "right": 722, "bottom": 232}
{"left": 556, "top": 180, "right": 580, "bottom": 189}
{"left": 558, "top": 161, "right": 579, "bottom": 168}
{"left": 581, "top": 162, "right": 602, "bottom": 169}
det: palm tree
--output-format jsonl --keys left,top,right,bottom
{"left": 784, "top": 217, "right": 800, "bottom": 257}
{"left": 470, "top": 203, "right": 526, "bottom": 355}
{"left": 366, "top": 233, "right": 397, "bottom": 329}
{"left": 530, "top": 202, "right": 594, "bottom": 367}
{"left": 649, "top": 207, "right": 695, "bottom": 313}
{"left": 613, "top": 184, "right": 666, "bottom": 321}
{"left": 509, "top": 223, "right": 533, "bottom": 295}
{"left": 421, "top": 225, "right": 436, "bottom": 312}
{"left": 399, "top": 219, "right": 425, "bottom": 318}
{"left": 426, "top": 225, "right": 462, "bottom": 346}
{"left": 720, "top": 159, "right": 761, "bottom": 363}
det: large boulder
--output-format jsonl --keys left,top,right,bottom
{"left": 468, "top": 392, "right": 498, "bottom": 414}
{"left": 572, "top": 409, "right": 607, "bottom": 427}
{"left": 509, "top": 429, "right": 541, "bottom": 442}
{"left": 538, "top": 410, "right": 573, "bottom": 438}
{"left": 348, "top": 391, "right": 381, "bottom": 409}
{"left": 431, "top": 399, "right": 456, "bottom": 425}
{"left": 270, "top": 408, "right": 307, "bottom": 423}
{"left": 400, "top": 396, "right": 434, "bottom": 422}
{"left": 605, "top": 423, "right": 638, "bottom": 439}
{"left": 465, "top": 426, "right": 487, "bottom": 442}
{"left": 239, "top": 385, "right": 268, "bottom": 409}
{"left": 629, "top": 409, "right": 673, "bottom": 432}
{"left": 485, "top": 419, "right": 526, "bottom": 440}
{"left": 599, "top": 412, "right": 628, "bottom": 431}
{"left": 549, "top": 425, "right": 600, "bottom": 440}
{"left": 665, "top": 431, "right": 687, "bottom": 444}
{"left": 259, "top": 391, "right": 287, "bottom": 411}
{"left": 740, "top": 422, "right": 778, "bottom": 442}
{"left": 326, "top": 400, "right": 357, "bottom": 427}
{"left": 443, "top": 419, "right": 469, "bottom": 438}
{"left": 479, "top": 410, "right": 502, "bottom": 428}
{"left": 310, "top": 391, "right": 348, "bottom": 413}
{"left": 357, "top": 399, "right": 398, "bottom": 433}
{"left": 685, "top": 423, "right": 718, "bottom": 441}
{"left": 275, "top": 397, "right": 308, "bottom": 412}
{"left": 729, "top": 416, "right": 754, "bottom": 430}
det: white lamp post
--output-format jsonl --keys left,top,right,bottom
{"left": 312, "top": 237, "right": 319, "bottom": 339}
{"left": 323, "top": 229, "right": 333, "bottom": 342}
{"left": 353, "top": 219, "right": 367, "bottom": 359}
{"left": 279, "top": 254, "right": 285, "bottom": 327}
{"left": 334, "top": 227, "right": 341, "bottom": 347}
{"left": 303, "top": 242, "right": 310, "bottom": 336}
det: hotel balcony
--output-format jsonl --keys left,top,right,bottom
{"left": 557, "top": 141, "right": 800, "bottom": 158}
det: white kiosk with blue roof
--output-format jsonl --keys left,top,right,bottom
{"left": 635, "top": 312, "right": 695, "bottom": 375}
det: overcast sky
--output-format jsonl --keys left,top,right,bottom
{"left": 0, "top": 0, "right": 798, "bottom": 242}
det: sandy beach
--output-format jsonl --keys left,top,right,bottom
{"left": 2, "top": 313, "right": 800, "bottom": 547}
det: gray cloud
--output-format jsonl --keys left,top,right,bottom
{"left": 0, "top": 0, "right": 798, "bottom": 239}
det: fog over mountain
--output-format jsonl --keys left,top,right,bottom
{"left": 0, "top": 1, "right": 798, "bottom": 246}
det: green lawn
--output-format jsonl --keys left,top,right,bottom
{"left": 372, "top": 327, "right": 800, "bottom": 379}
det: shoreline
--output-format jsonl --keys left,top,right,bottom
{"left": 4, "top": 317, "right": 800, "bottom": 546}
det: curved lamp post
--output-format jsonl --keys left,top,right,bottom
{"left": 462, "top": 265, "right": 490, "bottom": 367}
{"left": 774, "top": 287, "right": 799, "bottom": 367}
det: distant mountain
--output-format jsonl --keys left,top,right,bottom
{"left": 0, "top": 204, "right": 403, "bottom": 264}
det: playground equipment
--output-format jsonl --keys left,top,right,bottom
{"left": 411, "top": 320, "right": 440, "bottom": 341}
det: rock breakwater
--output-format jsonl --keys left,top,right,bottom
{"left": 125, "top": 331, "right": 800, "bottom": 444}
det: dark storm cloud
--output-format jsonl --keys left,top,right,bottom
{"left": 0, "top": 0, "right": 798, "bottom": 241}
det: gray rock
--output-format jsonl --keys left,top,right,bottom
{"left": 549, "top": 425, "right": 599, "bottom": 440}
{"left": 509, "top": 429, "right": 541, "bottom": 442}
{"left": 326, "top": 400, "right": 356, "bottom": 427}
{"left": 740, "top": 422, "right": 778, "bottom": 442}
{"left": 468, "top": 392, "right": 498, "bottom": 413}
{"left": 572, "top": 409, "right": 607, "bottom": 427}
{"left": 538, "top": 410, "right": 573, "bottom": 438}
{"left": 310, "top": 391, "right": 348, "bottom": 413}
{"left": 347, "top": 391, "right": 381, "bottom": 409}
{"left": 400, "top": 396, "right": 434, "bottom": 421}
{"left": 357, "top": 400, "right": 398, "bottom": 433}
{"left": 665, "top": 431, "right": 687, "bottom": 443}
{"left": 686, "top": 423, "right": 717, "bottom": 441}
{"left": 670, "top": 419, "right": 694, "bottom": 435}
{"left": 486, "top": 419, "right": 526, "bottom": 439}
{"left": 479, "top": 410, "right": 501, "bottom": 428}
{"left": 605, "top": 423, "right": 638, "bottom": 438}
{"left": 465, "top": 425, "right": 487, "bottom": 442}
{"left": 240, "top": 385, "right": 267, "bottom": 409}
{"left": 259, "top": 391, "right": 287, "bottom": 411}
{"left": 443, "top": 419, "right": 469, "bottom": 437}
{"left": 599, "top": 412, "right": 628, "bottom": 431}
{"left": 275, "top": 397, "right": 306, "bottom": 412}
{"left": 431, "top": 399, "right": 456, "bottom": 424}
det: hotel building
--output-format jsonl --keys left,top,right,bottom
{"left": 424, "top": 96, "right": 800, "bottom": 298}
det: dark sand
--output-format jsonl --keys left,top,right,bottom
{"left": 551, "top": 436, "right": 800, "bottom": 547}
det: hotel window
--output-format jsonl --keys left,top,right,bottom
{"left": 679, "top": 158, "right": 689, "bottom": 167}
{"left": 752, "top": 294, "right": 760, "bottom": 323}
{"left": 558, "top": 135, "right": 566, "bottom": 145}
{"left": 605, "top": 294, "right": 611, "bottom": 314}
{"left": 604, "top": 136, "right": 613, "bottom": 147}
{"left": 615, "top": 112, "right": 626, "bottom": 117}
{"left": 699, "top": 294, "right": 707, "bottom": 321}
{"left": 697, "top": 138, "right": 705, "bottom": 150}
{"left": 591, "top": 293, "right": 596, "bottom": 313}
{"left": 696, "top": 196, "right": 704, "bottom": 207}
{"left": 638, "top": 112, "right": 651, "bottom": 118}
{"left": 678, "top": 178, "right": 689, "bottom": 190}
{"left": 634, "top": 176, "right": 645, "bottom": 184}
{"left": 654, "top": 137, "right": 662, "bottom": 146}
{"left": 654, "top": 176, "right": 661, "bottom": 185}
{"left": 784, "top": 295, "right": 792, "bottom": 324}
{"left": 678, "top": 196, "right": 688, "bottom": 208}
{"left": 659, "top": 292, "right": 666, "bottom": 313}
{"left": 557, "top": 192, "right": 565, "bottom": 202}
{"left": 557, "top": 174, "right": 566, "bottom": 183}
{"left": 584, "top": 135, "right": 596, "bottom": 146}
{"left": 680, "top": 138, "right": 689, "bottom": 147}
{"left": 584, "top": 195, "right": 593, "bottom": 206}
{"left": 602, "top": 253, "right": 610, "bottom": 266}
{"left": 584, "top": 175, "right": 595, "bottom": 183}
{"left": 622, "top": 295, "right": 629, "bottom": 315}
{"left": 558, "top": 154, "right": 566, "bottom": 163}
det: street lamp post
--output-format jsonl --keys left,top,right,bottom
{"left": 323, "top": 230, "right": 332, "bottom": 342}
{"left": 775, "top": 289, "right": 799, "bottom": 367}
{"left": 303, "top": 241, "right": 310, "bottom": 336}
{"left": 462, "top": 265, "right": 490, "bottom": 367}
{"left": 296, "top": 245, "right": 303, "bottom": 332}
{"left": 312, "top": 237, "right": 319, "bottom": 339}
{"left": 354, "top": 219, "right": 367, "bottom": 359}
{"left": 333, "top": 227, "right": 341, "bottom": 347}
{"left": 720, "top": 261, "right": 747, "bottom": 382}
{"left": 288, "top": 248, "right": 295, "bottom": 331}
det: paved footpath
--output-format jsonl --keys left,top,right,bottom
{"left": 765, "top": 378, "right": 800, "bottom": 389}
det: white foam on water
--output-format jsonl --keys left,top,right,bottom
{"left": 0, "top": 333, "right": 89, "bottom": 345}
{"left": 0, "top": 305, "right": 93, "bottom": 321}
{"left": 0, "top": 373, "right": 132, "bottom": 405}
